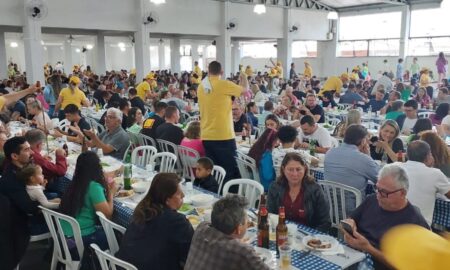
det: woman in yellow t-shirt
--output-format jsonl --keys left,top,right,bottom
{"left": 54, "top": 76, "right": 90, "bottom": 119}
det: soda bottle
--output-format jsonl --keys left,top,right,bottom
{"left": 123, "top": 164, "right": 132, "bottom": 190}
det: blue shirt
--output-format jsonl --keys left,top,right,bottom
{"left": 339, "top": 92, "right": 364, "bottom": 104}
{"left": 44, "top": 85, "right": 56, "bottom": 105}
{"left": 259, "top": 151, "right": 275, "bottom": 191}
{"left": 366, "top": 99, "right": 386, "bottom": 112}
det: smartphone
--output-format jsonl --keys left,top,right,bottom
{"left": 340, "top": 220, "right": 355, "bottom": 237}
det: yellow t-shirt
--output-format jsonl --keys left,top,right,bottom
{"left": 197, "top": 76, "right": 242, "bottom": 140}
{"left": 276, "top": 66, "right": 283, "bottom": 78}
{"left": 136, "top": 81, "right": 151, "bottom": 100}
{"left": 304, "top": 66, "right": 313, "bottom": 78}
{"left": 318, "top": 76, "right": 343, "bottom": 96}
{"left": 193, "top": 66, "right": 202, "bottom": 84}
{"left": 420, "top": 74, "right": 430, "bottom": 87}
{"left": 245, "top": 67, "right": 253, "bottom": 77}
{"left": 59, "top": 87, "right": 87, "bottom": 109}
{"left": 0, "top": 96, "right": 5, "bottom": 111}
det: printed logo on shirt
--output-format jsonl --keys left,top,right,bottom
{"left": 143, "top": 119, "right": 155, "bottom": 129}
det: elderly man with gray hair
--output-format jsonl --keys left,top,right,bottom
{"left": 185, "top": 195, "right": 270, "bottom": 270}
{"left": 342, "top": 164, "right": 429, "bottom": 269}
{"left": 83, "top": 107, "right": 130, "bottom": 160}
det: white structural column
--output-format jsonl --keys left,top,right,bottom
{"left": 96, "top": 32, "right": 106, "bottom": 75}
{"left": 399, "top": 5, "right": 411, "bottom": 60}
{"left": 216, "top": 0, "right": 232, "bottom": 77}
{"left": 277, "top": 8, "right": 293, "bottom": 80}
{"left": 64, "top": 41, "right": 73, "bottom": 74}
{"left": 170, "top": 38, "right": 181, "bottom": 73}
{"left": 231, "top": 40, "right": 240, "bottom": 74}
{"left": 0, "top": 31, "right": 7, "bottom": 79}
{"left": 191, "top": 42, "right": 199, "bottom": 70}
{"left": 22, "top": 9, "right": 45, "bottom": 84}
{"left": 158, "top": 42, "right": 165, "bottom": 69}
{"left": 134, "top": 0, "right": 151, "bottom": 82}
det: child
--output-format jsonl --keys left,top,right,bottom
{"left": 193, "top": 157, "right": 218, "bottom": 193}
{"left": 19, "top": 164, "right": 60, "bottom": 209}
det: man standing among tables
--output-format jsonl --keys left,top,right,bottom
{"left": 342, "top": 164, "right": 429, "bottom": 269}
{"left": 396, "top": 100, "right": 418, "bottom": 135}
{"left": 399, "top": 141, "right": 450, "bottom": 226}
{"left": 289, "top": 62, "right": 296, "bottom": 80}
{"left": 136, "top": 73, "right": 157, "bottom": 101}
{"left": 198, "top": 61, "right": 246, "bottom": 187}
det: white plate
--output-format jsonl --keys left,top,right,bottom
{"left": 190, "top": 194, "right": 214, "bottom": 207}
{"left": 253, "top": 247, "right": 273, "bottom": 263}
{"left": 131, "top": 181, "right": 151, "bottom": 193}
{"left": 302, "top": 235, "right": 338, "bottom": 251}
{"left": 114, "top": 190, "right": 135, "bottom": 201}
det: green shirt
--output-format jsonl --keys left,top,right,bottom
{"left": 126, "top": 123, "right": 142, "bottom": 134}
{"left": 385, "top": 111, "right": 403, "bottom": 121}
{"left": 62, "top": 181, "right": 107, "bottom": 237}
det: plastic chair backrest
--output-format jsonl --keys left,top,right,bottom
{"left": 131, "top": 146, "right": 158, "bottom": 168}
{"left": 222, "top": 179, "right": 264, "bottom": 209}
{"left": 87, "top": 117, "right": 105, "bottom": 134}
{"left": 58, "top": 119, "right": 71, "bottom": 133}
{"left": 236, "top": 151, "right": 261, "bottom": 183}
{"left": 177, "top": 145, "right": 200, "bottom": 181}
{"left": 39, "top": 206, "right": 84, "bottom": 270}
{"left": 318, "top": 180, "right": 363, "bottom": 229}
{"left": 212, "top": 165, "right": 226, "bottom": 195}
{"left": 418, "top": 111, "right": 432, "bottom": 119}
{"left": 90, "top": 244, "right": 138, "bottom": 270}
{"left": 96, "top": 212, "right": 126, "bottom": 255}
{"left": 149, "top": 152, "right": 177, "bottom": 173}
{"left": 157, "top": 139, "right": 181, "bottom": 172}
{"left": 138, "top": 133, "right": 157, "bottom": 148}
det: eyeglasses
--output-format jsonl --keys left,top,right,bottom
{"left": 374, "top": 186, "right": 403, "bottom": 198}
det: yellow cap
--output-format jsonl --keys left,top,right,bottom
{"left": 340, "top": 73, "right": 349, "bottom": 80}
{"left": 145, "top": 73, "right": 155, "bottom": 80}
{"left": 381, "top": 225, "right": 450, "bottom": 270}
{"left": 277, "top": 61, "right": 282, "bottom": 66}
{"left": 69, "top": 76, "right": 81, "bottom": 85}
{"left": 130, "top": 68, "right": 136, "bottom": 75}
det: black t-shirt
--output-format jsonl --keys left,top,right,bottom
{"left": 68, "top": 117, "right": 91, "bottom": 137}
{"left": 141, "top": 115, "right": 165, "bottom": 139}
{"left": 322, "top": 99, "right": 337, "bottom": 108}
{"left": 233, "top": 114, "right": 249, "bottom": 133}
{"left": 109, "top": 92, "right": 121, "bottom": 105}
{"left": 193, "top": 175, "right": 218, "bottom": 194}
{"left": 351, "top": 195, "right": 429, "bottom": 249}
{"left": 93, "top": 90, "right": 106, "bottom": 107}
{"left": 370, "top": 137, "right": 404, "bottom": 163}
{"left": 307, "top": 104, "right": 325, "bottom": 123}
{"left": 292, "top": 90, "right": 306, "bottom": 102}
{"left": 130, "top": 96, "right": 146, "bottom": 115}
{"left": 155, "top": 123, "right": 184, "bottom": 145}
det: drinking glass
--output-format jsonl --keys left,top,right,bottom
{"left": 279, "top": 244, "right": 292, "bottom": 270}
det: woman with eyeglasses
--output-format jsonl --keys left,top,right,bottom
{"left": 370, "top": 120, "right": 404, "bottom": 163}
{"left": 54, "top": 76, "right": 90, "bottom": 120}
{"left": 267, "top": 152, "right": 330, "bottom": 232}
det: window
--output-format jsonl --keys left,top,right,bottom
{"left": 180, "top": 56, "right": 192, "bottom": 71}
{"left": 149, "top": 46, "right": 159, "bottom": 70}
{"left": 369, "top": 39, "right": 400, "bottom": 56}
{"left": 180, "top": 45, "right": 191, "bottom": 56}
{"left": 241, "top": 42, "right": 277, "bottom": 58}
{"left": 164, "top": 45, "right": 171, "bottom": 69}
{"left": 337, "top": 41, "right": 368, "bottom": 57}
{"left": 339, "top": 12, "right": 401, "bottom": 40}
{"left": 197, "top": 45, "right": 204, "bottom": 57}
{"left": 410, "top": 2, "right": 450, "bottom": 38}
{"left": 409, "top": 37, "right": 450, "bottom": 56}
{"left": 291, "top": 41, "right": 317, "bottom": 58}
{"left": 205, "top": 45, "right": 216, "bottom": 58}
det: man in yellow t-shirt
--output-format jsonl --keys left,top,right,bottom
{"left": 304, "top": 61, "right": 313, "bottom": 79}
{"left": 54, "top": 76, "right": 90, "bottom": 119}
{"left": 192, "top": 61, "right": 202, "bottom": 84}
{"left": 136, "top": 73, "right": 156, "bottom": 100}
{"left": 245, "top": 65, "right": 253, "bottom": 77}
{"left": 318, "top": 73, "right": 349, "bottom": 97}
{"left": 198, "top": 61, "right": 245, "bottom": 188}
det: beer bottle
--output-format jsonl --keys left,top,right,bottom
{"left": 276, "top": 206, "right": 288, "bottom": 254}
{"left": 257, "top": 194, "right": 267, "bottom": 224}
{"left": 257, "top": 203, "right": 270, "bottom": 249}
{"left": 81, "top": 136, "right": 88, "bottom": 153}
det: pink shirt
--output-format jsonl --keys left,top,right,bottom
{"left": 180, "top": 138, "right": 206, "bottom": 157}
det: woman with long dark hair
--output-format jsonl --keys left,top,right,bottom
{"left": 126, "top": 107, "right": 143, "bottom": 134}
{"left": 420, "top": 131, "right": 450, "bottom": 177}
{"left": 116, "top": 173, "right": 194, "bottom": 270}
{"left": 430, "top": 103, "right": 449, "bottom": 125}
{"left": 59, "top": 151, "right": 116, "bottom": 249}
{"left": 248, "top": 128, "right": 278, "bottom": 191}
{"left": 267, "top": 153, "right": 330, "bottom": 232}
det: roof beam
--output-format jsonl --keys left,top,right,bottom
{"left": 218, "top": 0, "right": 335, "bottom": 11}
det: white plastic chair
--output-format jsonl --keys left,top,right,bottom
{"left": 51, "top": 118, "right": 60, "bottom": 128}
{"left": 222, "top": 179, "right": 264, "bottom": 209}
{"left": 138, "top": 133, "right": 157, "bottom": 148}
{"left": 96, "top": 212, "right": 126, "bottom": 255}
{"left": 318, "top": 180, "right": 363, "bottom": 230}
{"left": 337, "top": 104, "right": 352, "bottom": 111}
{"left": 90, "top": 244, "right": 138, "bottom": 270}
{"left": 149, "top": 152, "right": 177, "bottom": 173}
{"left": 236, "top": 151, "right": 261, "bottom": 183}
{"left": 39, "top": 206, "right": 84, "bottom": 270}
{"left": 418, "top": 111, "right": 433, "bottom": 119}
{"left": 131, "top": 146, "right": 158, "bottom": 168}
{"left": 212, "top": 165, "right": 226, "bottom": 195}
{"left": 177, "top": 146, "right": 200, "bottom": 181}
{"left": 330, "top": 137, "right": 340, "bottom": 148}
{"left": 157, "top": 139, "right": 182, "bottom": 173}
{"left": 327, "top": 117, "right": 340, "bottom": 126}
{"left": 58, "top": 119, "right": 71, "bottom": 133}
{"left": 87, "top": 117, "right": 105, "bottom": 134}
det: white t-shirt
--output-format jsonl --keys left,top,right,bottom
{"left": 297, "top": 125, "right": 332, "bottom": 148}
{"left": 402, "top": 117, "right": 417, "bottom": 133}
{"left": 26, "top": 185, "right": 60, "bottom": 209}
{"left": 442, "top": 115, "right": 450, "bottom": 126}
{"left": 272, "top": 147, "right": 314, "bottom": 177}
{"left": 400, "top": 161, "right": 450, "bottom": 225}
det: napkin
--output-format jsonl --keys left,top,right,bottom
{"left": 201, "top": 76, "right": 212, "bottom": 94}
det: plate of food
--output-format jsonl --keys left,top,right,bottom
{"left": 178, "top": 203, "right": 194, "bottom": 215}
{"left": 253, "top": 247, "right": 273, "bottom": 263}
{"left": 114, "top": 189, "right": 135, "bottom": 201}
{"left": 186, "top": 215, "right": 201, "bottom": 229}
{"left": 302, "top": 235, "right": 338, "bottom": 251}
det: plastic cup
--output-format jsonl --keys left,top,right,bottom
{"left": 279, "top": 244, "right": 292, "bottom": 270}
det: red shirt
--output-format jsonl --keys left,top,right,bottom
{"left": 282, "top": 187, "right": 307, "bottom": 225}
{"left": 31, "top": 150, "right": 68, "bottom": 182}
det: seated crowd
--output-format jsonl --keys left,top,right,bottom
{"left": 0, "top": 59, "right": 449, "bottom": 270}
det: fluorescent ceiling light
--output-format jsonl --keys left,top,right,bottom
{"left": 75, "top": 48, "right": 81, "bottom": 53}
{"left": 150, "top": 0, "right": 166, "bottom": 4}
{"left": 254, "top": 4, "right": 266, "bottom": 15}
{"left": 120, "top": 47, "right": 126, "bottom": 52}
{"left": 86, "top": 44, "right": 94, "bottom": 50}
{"left": 10, "top": 42, "right": 18, "bottom": 48}
{"left": 118, "top": 42, "right": 125, "bottom": 48}
{"left": 327, "top": 11, "right": 338, "bottom": 20}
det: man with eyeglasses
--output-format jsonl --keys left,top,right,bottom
{"left": 396, "top": 99, "right": 418, "bottom": 135}
{"left": 342, "top": 164, "right": 429, "bottom": 269}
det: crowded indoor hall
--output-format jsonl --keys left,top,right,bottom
{"left": 0, "top": 0, "right": 449, "bottom": 269}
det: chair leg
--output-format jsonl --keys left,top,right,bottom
{"left": 50, "top": 251, "right": 58, "bottom": 270}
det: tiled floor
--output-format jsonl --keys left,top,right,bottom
{"left": 20, "top": 240, "right": 51, "bottom": 270}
